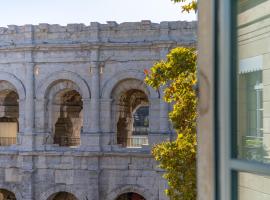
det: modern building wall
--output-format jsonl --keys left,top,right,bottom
{"left": 0, "top": 21, "right": 196, "bottom": 200}
{"left": 238, "top": 1, "right": 270, "bottom": 199}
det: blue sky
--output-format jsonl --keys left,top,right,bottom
{"left": 0, "top": 0, "right": 196, "bottom": 27}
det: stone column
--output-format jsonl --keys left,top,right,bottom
{"left": 18, "top": 99, "right": 25, "bottom": 133}
{"left": 25, "top": 62, "right": 35, "bottom": 133}
{"left": 100, "top": 98, "right": 112, "bottom": 133}
{"left": 159, "top": 86, "right": 170, "bottom": 133}
{"left": 20, "top": 51, "right": 35, "bottom": 148}
{"left": 159, "top": 47, "right": 170, "bottom": 133}
{"left": 35, "top": 98, "right": 46, "bottom": 132}
{"left": 100, "top": 98, "right": 113, "bottom": 148}
{"left": 23, "top": 26, "right": 34, "bottom": 137}
{"left": 80, "top": 48, "right": 101, "bottom": 150}
{"left": 89, "top": 49, "right": 100, "bottom": 133}
{"left": 82, "top": 98, "right": 91, "bottom": 132}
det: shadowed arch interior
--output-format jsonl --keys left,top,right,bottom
{"left": 0, "top": 81, "right": 19, "bottom": 146}
{"left": 0, "top": 189, "right": 16, "bottom": 200}
{"left": 52, "top": 89, "right": 83, "bottom": 147}
{"left": 43, "top": 80, "right": 84, "bottom": 147}
{"left": 47, "top": 192, "right": 78, "bottom": 200}
{"left": 112, "top": 79, "right": 150, "bottom": 148}
{"left": 115, "top": 192, "right": 146, "bottom": 200}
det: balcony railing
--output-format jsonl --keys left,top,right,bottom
{"left": 0, "top": 137, "right": 16, "bottom": 146}
{"left": 118, "top": 136, "right": 149, "bottom": 148}
{"left": 54, "top": 136, "right": 80, "bottom": 147}
{"left": 241, "top": 135, "right": 265, "bottom": 162}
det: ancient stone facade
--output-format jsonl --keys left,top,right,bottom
{"left": 0, "top": 21, "right": 196, "bottom": 200}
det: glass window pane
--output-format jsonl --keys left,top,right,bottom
{"left": 238, "top": 172, "right": 270, "bottom": 200}
{"left": 237, "top": 0, "right": 270, "bottom": 163}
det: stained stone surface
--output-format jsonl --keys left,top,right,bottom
{"left": 0, "top": 21, "right": 196, "bottom": 200}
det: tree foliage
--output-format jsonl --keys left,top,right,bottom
{"left": 145, "top": 47, "right": 197, "bottom": 200}
{"left": 171, "top": 0, "right": 197, "bottom": 13}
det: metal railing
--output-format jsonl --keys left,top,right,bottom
{"left": 0, "top": 137, "right": 16, "bottom": 146}
{"left": 241, "top": 135, "right": 265, "bottom": 162}
{"left": 54, "top": 136, "right": 80, "bottom": 147}
{"left": 118, "top": 136, "right": 149, "bottom": 148}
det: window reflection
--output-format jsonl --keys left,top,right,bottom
{"left": 238, "top": 172, "right": 270, "bottom": 200}
{"left": 237, "top": 0, "right": 270, "bottom": 163}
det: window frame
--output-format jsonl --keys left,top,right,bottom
{"left": 216, "top": 0, "right": 270, "bottom": 200}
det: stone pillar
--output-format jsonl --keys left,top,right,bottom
{"left": 100, "top": 98, "right": 113, "bottom": 148}
{"left": 80, "top": 48, "right": 101, "bottom": 151}
{"left": 25, "top": 62, "right": 35, "bottom": 133}
{"left": 89, "top": 49, "right": 100, "bottom": 133}
{"left": 159, "top": 86, "right": 170, "bottom": 133}
{"left": 100, "top": 98, "right": 112, "bottom": 133}
{"left": 35, "top": 98, "right": 46, "bottom": 132}
{"left": 159, "top": 47, "right": 170, "bottom": 133}
{"left": 34, "top": 98, "right": 53, "bottom": 148}
{"left": 18, "top": 99, "right": 25, "bottom": 133}
{"left": 149, "top": 97, "right": 167, "bottom": 146}
{"left": 20, "top": 50, "right": 35, "bottom": 148}
{"left": 82, "top": 98, "right": 91, "bottom": 132}
{"left": 148, "top": 46, "right": 171, "bottom": 147}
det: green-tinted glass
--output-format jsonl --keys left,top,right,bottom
{"left": 237, "top": 0, "right": 270, "bottom": 163}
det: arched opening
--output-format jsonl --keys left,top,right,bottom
{"left": 52, "top": 89, "right": 83, "bottom": 147}
{"left": 0, "top": 189, "right": 16, "bottom": 200}
{"left": 115, "top": 89, "right": 149, "bottom": 148}
{"left": 0, "top": 81, "right": 19, "bottom": 146}
{"left": 115, "top": 192, "right": 146, "bottom": 200}
{"left": 47, "top": 192, "right": 78, "bottom": 200}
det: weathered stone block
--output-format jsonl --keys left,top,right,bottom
{"left": 5, "top": 168, "right": 21, "bottom": 183}
{"left": 55, "top": 170, "right": 74, "bottom": 184}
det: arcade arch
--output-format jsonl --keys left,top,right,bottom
{"left": 0, "top": 81, "right": 19, "bottom": 146}
{"left": 115, "top": 192, "right": 146, "bottom": 200}
{"left": 111, "top": 79, "right": 150, "bottom": 148}
{"left": 45, "top": 80, "right": 83, "bottom": 147}
{"left": 47, "top": 192, "right": 78, "bottom": 200}
{"left": 0, "top": 189, "right": 16, "bottom": 200}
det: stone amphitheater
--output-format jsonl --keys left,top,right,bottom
{"left": 0, "top": 20, "right": 196, "bottom": 200}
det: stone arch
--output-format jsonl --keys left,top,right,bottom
{"left": 47, "top": 192, "right": 78, "bottom": 200}
{"left": 47, "top": 80, "right": 82, "bottom": 101}
{"left": 111, "top": 79, "right": 150, "bottom": 101}
{"left": 109, "top": 78, "right": 151, "bottom": 147}
{"left": 105, "top": 185, "right": 155, "bottom": 200}
{"left": 0, "top": 80, "right": 21, "bottom": 145}
{"left": 36, "top": 71, "right": 90, "bottom": 100}
{"left": 0, "top": 72, "right": 25, "bottom": 100}
{"left": 0, "top": 81, "right": 17, "bottom": 93}
{"left": 39, "top": 185, "right": 82, "bottom": 200}
{"left": 101, "top": 70, "right": 159, "bottom": 99}
{"left": 0, "top": 184, "right": 23, "bottom": 200}
{"left": 44, "top": 80, "right": 83, "bottom": 146}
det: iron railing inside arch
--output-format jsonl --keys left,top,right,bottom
{"left": 54, "top": 136, "right": 80, "bottom": 147}
{"left": 0, "top": 137, "right": 16, "bottom": 146}
{"left": 117, "top": 136, "right": 149, "bottom": 148}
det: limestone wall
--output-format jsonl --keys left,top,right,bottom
{"left": 0, "top": 152, "right": 167, "bottom": 200}
{"left": 0, "top": 21, "right": 196, "bottom": 45}
{"left": 0, "top": 21, "right": 196, "bottom": 200}
{"left": 238, "top": 1, "right": 270, "bottom": 199}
